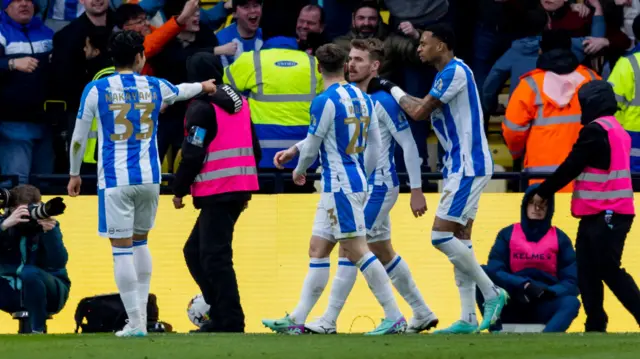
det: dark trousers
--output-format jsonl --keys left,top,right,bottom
{"left": 183, "top": 200, "right": 246, "bottom": 332}
{"left": 0, "top": 265, "right": 69, "bottom": 332}
{"left": 477, "top": 289, "right": 580, "bottom": 332}
{"left": 576, "top": 213, "right": 640, "bottom": 331}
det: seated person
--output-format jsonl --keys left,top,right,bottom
{"left": 478, "top": 184, "right": 580, "bottom": 333}
{"left": 0, "top": 185, "right": 70, "bottom": 334}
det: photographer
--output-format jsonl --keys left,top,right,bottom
{"left": 0, "top": 185, "right": 69, "bottom": 334}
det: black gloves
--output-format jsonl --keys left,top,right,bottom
{"left": 43, "top": 197, "right": 66, "bottom": 217}
{"left": 367, "top": 77, "right": 398, "bottom": 95}
{"left": 523, "top": 282, "right": 556, "bottom": 303}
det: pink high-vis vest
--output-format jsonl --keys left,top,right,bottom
{"left": 571, "top": 116, "right": 635, "bottom": 217}
{"left": 190, "top": 99, "right": 259, "bottom": 197}
{"left": 509, "top": 223, "right": 558, "bottom": 277}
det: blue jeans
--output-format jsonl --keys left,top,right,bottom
{"left": 0, "top": 122, "right": 54, "bottom": 185}
{"left": 0, "top": 265, "right": 69, "bottom": 332}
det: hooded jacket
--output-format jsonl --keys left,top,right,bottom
{"left": 484, "top": 184, "right": 578, "bottom": 301}
{"left": 537, "top": 80, "right": 630, "bottom": 202}
{"left": 503, "top": 48, "right": 600, "bottom": 191}
{"left": 481, "top": 11, "right": 605, "bottom": 114}
{"left": 172, "top": 53, "right": 262, "bottom": 208}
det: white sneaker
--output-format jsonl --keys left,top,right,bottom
{"left": 115, "top": 320, "right": 147, "bottom": 337}
{"left": 406, "top": 312, "right": 439, "bottom": 333}
{"left": 305, "top": 317, "right": 337, "bottom": 334}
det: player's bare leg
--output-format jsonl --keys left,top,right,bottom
{"left": 132, "top": 232, "right": 152, "bottom": 330}
{"left": 111, "top": 237, "right": 145, "bottom": 337}
{"left": 262, "top": 236, "right": 336, "bottom": 334}
{"left": 341, "top": 236, "right": 406, "bottom": 335}
{"left": 369, "top": 240, "right": 438, "bottom": 333}
{"left": 431, "top": 217, "right": 508, "bottom": 333}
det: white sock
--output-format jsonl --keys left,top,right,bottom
{"left": 322, "top": 258, "right": 357, "bottom": 324}
{"left": 456, "top": 240, "right": 478, "bottom": 325}
{"left": 431, "top": 232, "right": 499, "bottom": 301}
{"left": 133, "top": 239, "right": 152, "bottom": 325}
{"left": 290, "top": 257, "right": 330, "bottom": 324}
{"left": 112, "top": 246, "right": 141, "bottom": 328}
{"left": 357, "top": 252, "right": 403, "bottom": 321}
{"left": 385, "top": 255, "right": 432, "bottom": 319}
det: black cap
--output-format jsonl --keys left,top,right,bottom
{"left": 186, "top": 52, "right": 224, "bottom": 83}
{"left": 540, "top": 29, "right": 571, "bottom": 53}
{"left": 578, "top": 80, "right": 619, "bottom": 125}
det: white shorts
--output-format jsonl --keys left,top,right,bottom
{"left": 436, "top": 175, "right": 490, "bottom": 226}
{"left": 311, "top": 190, "right": 367, "bottom": 242}
{"left": 98, "top": 183, "right": 160, "bottom": 238}
{"left": 365, "top": 184, "right": 399, "bottom": 243}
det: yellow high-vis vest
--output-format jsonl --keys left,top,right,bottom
{"left": 608, "top": 51, "right": 640, "bottom": 171}
{"left": 223, "top": 49, "right": 323, "bottom": 168}
{"left": 83, "top": 66, "right": 115, "bottom": 164}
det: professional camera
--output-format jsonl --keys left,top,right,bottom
{"left": 0, "top": 187, "right": 66, "bottom": 220}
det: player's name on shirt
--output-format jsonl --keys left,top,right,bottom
{"left": 104, "top": 90, "right": 159, "bottom": 103}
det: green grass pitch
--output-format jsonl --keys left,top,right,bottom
{"left": 1, "top": 333, "right": 640, "bottom": 359}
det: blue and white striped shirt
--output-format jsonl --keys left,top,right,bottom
{"left": 429, "top": 58, "right": 493, "bottom": 178}
{"left": 76, "top": 74, "right": 181, "bottom": 189}
{"left": 308, "top": 82, "right": 378, "bottom": 193}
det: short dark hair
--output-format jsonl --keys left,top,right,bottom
{"left": 350, "top": 38, "right": 385, "bottom": 62}
{"left": 354, "top": 0, "right": 380, "bottom": 16}
{"left": 633, "top": 14, "right": 640, "bottom": 42}
{"left": 423, "top": 23, "right": 456, "bottom": 51}
{"left": 8, "top": 185, "right": 41, "bottom": 208}
{"left": 109, "top": 30, "right": 145, "bottom": 68}
{"left": 87, "top": 26, "right": 111, "bottom": 54}
{"left": 315, "top": 43, "right": 348, "bottom": 74}
{"left": 233, "top": 0, "right": 263, "bottom": 11}
{"left": 301, "top": 4, "right": 325, "bottom": 25}
{"left": 540, "top": 29, "right": 571, "bottom": 53}
{"left": 114, "top": 4, "right": 146, "bottom": 29}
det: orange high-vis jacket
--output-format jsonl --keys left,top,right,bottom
{"left": 503, "top": 65, "right": 600, "bottom": 192}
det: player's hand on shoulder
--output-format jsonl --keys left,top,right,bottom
{"left": 292, "top": 171, "right": 306, "bottom": 186}
{"left": 173, "top": 196, "right": 185, "bottom": 209}
{"left": 201, "top": 79, "right": 217, "bottom": 94}
{"left": 366, "top": 77, "right": 398, "bottom": 94}
{"left": 410, "top": 188, "right": 427, "bottom": 217}
{"left": 67, "top": 176, "right": 82, "bottom": 197}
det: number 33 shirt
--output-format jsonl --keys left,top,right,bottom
{"left": 70, "top": 73, "right": 203, "bottom": 189}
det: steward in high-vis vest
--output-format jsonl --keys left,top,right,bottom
{"left": 504, "top": 30, "right": 600, "bottom": 192}
{"left": 483, "top": 184, "right": 579, "bottom": 333}
{"left": 534, "top": 80, "right": 640, "bottom": 332}
{"left": 83, "top": 66, "right": 116, "bottom": 164}
{"left": 607, "top": 16, "right": 640, "bottom": 183}
{"left": 223, "top": 34, "right": 322, "bottom": 170}
{"left": 172, "top": 53, "right": 260, "bottom": 333}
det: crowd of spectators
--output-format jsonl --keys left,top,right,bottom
{"left": 1, "top": 0, "right": 639, "bottom": 194}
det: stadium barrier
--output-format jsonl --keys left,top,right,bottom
{"left": 1, "top": 188, "right": 640, "bottom": 333}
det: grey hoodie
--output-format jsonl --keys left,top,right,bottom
{"left": 383, "top": 0, "right": 448, "bottom": 26}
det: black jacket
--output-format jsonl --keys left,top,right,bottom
{"left": 537, "top": 80, "right": 623, "bottom": 206}
{"left": 172, "top": 85, "right": 262, "bottom": 208}
{"left": 50, "top": 12, "right": 116, "bottom": 113}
